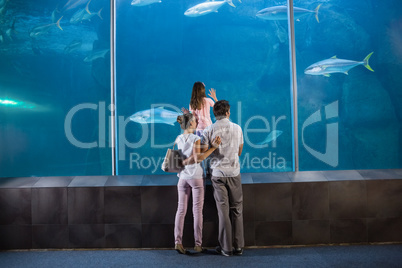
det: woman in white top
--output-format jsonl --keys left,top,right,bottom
{"left": 174, "top": 113, "right": 221, "bottom": 254}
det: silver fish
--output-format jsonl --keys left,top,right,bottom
{"left": 63, "top": 0, "right": 89, "bottom": 11}
{"left": 184, "top": 0, "right": 235, "bottom": 17}
{"left": 257, "top": 130, "right": 283, "bottom": 145}
{"left": 257, "top": 4, "right": 321, "bottom": 23}
{"left": 130, "top": 107, "right": 181, "bottom": 125}
{"left": 304, "top": 52, "right": 374, "bottom": 77}
{"left": 64, "top": 39, "right": 82, "bottom": 53}
{"left": 131, "top": 0, "right": 161, "bottom": 6}
{"left": 83, "top": 49, "right": 109, "bottom": 62}
{"left": 70, "top": 0, "right": 102, "bottom": 24}
{"left": 30, "top": 16, "right": 63, "bottom": 38}
{"left": 70, "top": 1, "right": 91, "bottom": 24}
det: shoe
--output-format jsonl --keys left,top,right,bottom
{"left": 234, "top": 248, "right": 243, "bottom": 256}
{"left": 175, "top": 244, "right": 187, "bottom": 254}
{"left": 215, "top": 246, "right": 232, "bottom": 257}
{"left": 194, "top": 246, "right": 206, "bottom": 253}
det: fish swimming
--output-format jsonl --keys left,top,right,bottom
{"left": 257, "top": 130, "right": 283, "bottom": 145}
{"left": 304, "top": 52, "right": 374, "bottom": 77}
{"left": 70, "top": 0, "right": 102, "bottom": 24}
{"left": 83, "top": 49, "right": 109, "bottom": 62}
{"left": 130, "top": 107, "right": 181, "bottom": 125}
{"left": 70, "top": 0, "right": 91, "bottom": 23}
{"left": 131, "top": 0, "right": 161, "bottom": 6}
{"left": 184, "top": 0, "right": 235, "bottom": 17}
{"left": 256, "top": 4, "right": 321, "bottom": 23}
{"left": 30, "top": 16, "right": 63, "bottom": 38}
{"left": 52, "top": 7, "right": 61, "bottom": 23}
{"left": 64, "top": 39, "right": 82, "bottom": 53}
{"left": 63, "top": 0, "right": 90, "bottom": 11}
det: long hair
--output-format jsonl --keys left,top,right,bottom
{"left": 177, "top": 113, "right": 194, "bottom": 130}
{"left": 190, "top": 82, "right": 206, "bottom": 111}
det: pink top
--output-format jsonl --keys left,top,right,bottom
{"left": 190, "top": 97, "right": 215, "bottom": 131}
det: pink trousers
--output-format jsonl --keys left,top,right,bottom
{"left": 174, "top": 178, "right": 205, "bottom": 246}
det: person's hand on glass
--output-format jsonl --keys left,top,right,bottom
{"left": 208, "top": 88, "right": 218, "bottom": 102}
{"left": 181, "top": 107, "right": 190, "bottom": 114}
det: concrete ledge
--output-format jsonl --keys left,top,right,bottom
{"left": 1, "top": 169, "right": 401, "bottom": 188}
{"left": 0, "top": 169, "right": 401, "bottom": 249}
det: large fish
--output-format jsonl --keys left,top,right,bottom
{"left": 131, "top": 0, "right": 161, "bottom": 6}
{"left": 304, "top": 52, "right": 374, "bottom": 77}
{"left": 184, "top": 0, "right": 235, "bottom": 17}
{"left": 30, "top": 16, "right": 63, "bottom": 38}
{"left": 130, "top": 107, "right": 181, "bottom": 125}
{"left": 257, "top": 4, "right": 321, "bottom": 23}
{"left": 257, "top": 130, "right": 283, "bottom": 145}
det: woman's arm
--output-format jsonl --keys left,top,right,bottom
{"left": 194, "top": 137, "right": 221, "bottom": 163}
{"left": 183, "top": 137, "right": 221, "bottom": 165}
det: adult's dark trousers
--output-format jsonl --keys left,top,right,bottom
{"left": 211, "top": 174, "right": 244, "bottom": 252}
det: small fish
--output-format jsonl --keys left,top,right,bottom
{"left": 257, "top": 130, "right": 283, "bottom": 145}
{"left": 70, "top": 0, "right": 90, "bottom": 23}
{"left": 5, "top": 18, "right": 16, "bottom": 41}
{"left": 64, "top": 39, "right": 82, "bottom": 53}
{"left": 0, "top": 1, "right": 7, "bottom": 16}
{"left": 63, "top": 0, "right": 90, "bottom": 11}
{"left": 257, "top": 4, "right": 321, "bottom": 23}
{"left": 304, "top": 52, "right": 374, "bottom": 77}
{"left": 131, "top": 0, "right": 161, "bottom": 7}
{"left": 51, "top": 7, "right": 61, "bottom": 23}
{"left": 30, "top": 16, "right": 63, "bottom": 38}
{"left": 81, "top": 8, "right": 103, "bottom": 22}
{"left": 83, "top": 49, "right": 109, "bottom": 62}
{"left": 130, "top": 107, "right": 181, "bottom": 125}
{"left": 70, "top": 0, "right": 102, "bottom": 24}
{"left": 184, "top": 0, "right": 235, "bottom": 17}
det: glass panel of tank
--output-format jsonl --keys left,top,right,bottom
{"left": 0, "top": 0, "right": 111, "bottom": 177}
{"left": 116, "top": 0, "right": 293, "bottom": 175}
{"left": 294, "top": 0, "right": 402, "bottom": 170}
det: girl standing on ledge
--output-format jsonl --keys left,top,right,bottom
{"left": 174, "top": 113, "right": 221, "bottom": 254}
{"left": 183, "top": 81, "right": 218, "bottom": 137}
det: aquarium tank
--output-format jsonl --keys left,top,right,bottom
{"left": 0, "top": 0, "right": 401, "bottom": 177}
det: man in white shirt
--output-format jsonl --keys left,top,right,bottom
{"left": 201, "top": 100, "right": 244, "bottom": 256}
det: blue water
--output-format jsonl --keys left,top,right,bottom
{"left": 1, "top": 0, "right": 401, "bottom": 177}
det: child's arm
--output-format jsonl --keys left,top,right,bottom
{"left": 208, "top": 88, "right": 218, "bottom": 102}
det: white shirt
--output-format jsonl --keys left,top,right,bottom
{"left": 175, "top": 133, "right": 203, "bottom": 179}
{"left": 202, "top": 118, "right": 243, "bottom": 177}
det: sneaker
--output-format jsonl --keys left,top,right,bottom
{"left": 194, "top": 246, "right": 206, "bottom": 253}
{"left": 175, "top": 244, "right": 187, "bottom": 254}
{"left": 234, "top": 248, "right": 243, "bottom": 256}
{"left": 215, "top": 246, "right": 232, "bottom": 257}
